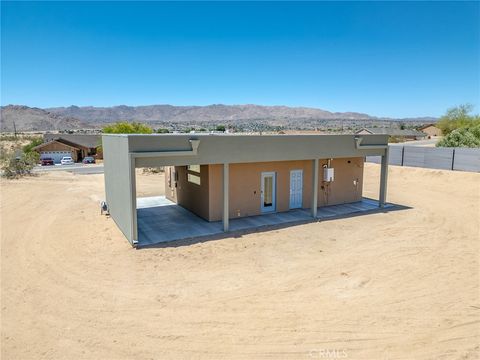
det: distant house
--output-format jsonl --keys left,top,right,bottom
{"left": 355, "top": 128, "right": 426, "bottom": 140}
{"left": 33, "top": 134, "right": 101, "bottom": 163}
{"left": 418, "top": 124, "right": 442, "bottom": 137}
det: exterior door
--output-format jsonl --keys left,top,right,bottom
{"left": 261, "top": 172, "right": 276, "bottom": 213}
{"left": 289, "top": 169, "right": 303, "bottom": 209}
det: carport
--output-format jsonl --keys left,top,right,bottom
{"left": 102, "top": 134, "right": 390, "bottom": 247}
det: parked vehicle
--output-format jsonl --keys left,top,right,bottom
{"left": 60, "top": 156, "right": 74, "bottom": 165}
{"left": 40, "top": 157, "right": 55, "bottom": 166}
{"left": 82, "top": 156, "right": 96, "bottom": 164}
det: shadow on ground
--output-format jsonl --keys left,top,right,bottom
{"left": 136, "top": 197, "right": 411, "bottom": 249}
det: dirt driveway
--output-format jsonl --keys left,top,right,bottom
{"left": 1, "top": 165, "right": 479, "bottom": 359}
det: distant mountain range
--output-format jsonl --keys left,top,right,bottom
{"left": 0, "top": 104, "right": 437, "bottom": 132}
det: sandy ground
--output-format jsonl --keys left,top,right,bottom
{"left": 1, "top": 164, "right": 479, "bottom": 360}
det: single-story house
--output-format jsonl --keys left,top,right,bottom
{"left": 355, "top": 128, "right": 426, "bottom": 140}
{"left": 34, "top": 134, "right": 101, "bottom": 163}
{"left": 418, "top": 124, "right": 442, "bottom": 137}
{"left": 102, "top": 134, "right": 390, "bottom": 247}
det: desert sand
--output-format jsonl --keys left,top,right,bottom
{"left": 1, "top": 164, "right": 479, "bottom": 359}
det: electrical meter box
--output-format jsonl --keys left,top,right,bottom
{"left": 323, "top": 167, "right": 335, "bottom": 182}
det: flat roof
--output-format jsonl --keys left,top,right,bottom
{"left": 102, "top": 133, "right": 389, "bottom": 167}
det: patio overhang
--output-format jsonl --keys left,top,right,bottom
{"left": 102, "top": 134, "right": 390, "bottom": 247}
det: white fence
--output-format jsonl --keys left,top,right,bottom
{"left": 366, "top": 146, "right": 480, "bottom": 172}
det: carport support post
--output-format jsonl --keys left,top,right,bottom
{"left": 379, "top": 147, "right": 389, "bottom": 208}
{"left": 311, "top": 159, "right": 319, "bottom": 217}
{"left": 129, "top": 154, "right": 138, "bottom": 244}
{"left": 223, "top": 163, "right": 229, "bottom": 232}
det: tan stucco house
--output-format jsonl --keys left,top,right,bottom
{"left": 102, "top": 134, "right": 390, "bottom": 247}
{"left": 418, "top": 124, "right": 442, "bottom": 137}
{"left": 164, "top": 158, "right": 364, "bottom": 222}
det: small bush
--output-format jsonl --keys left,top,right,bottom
{"left": 437, "top": 124, "right": 480, "bottom": 148}
{"left": 1, "top": 151, "right": 39, "bottom": 179}
{"left": 22, "top": 137, "right": 43, "bottom": 153}
{"left": 142, "top": 167, "right": 164, "bottom": 174}
{"left": 388, "top": 136, "right": 406, "bottom": 143}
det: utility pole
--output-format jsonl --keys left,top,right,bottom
{"left": 13, "top": 120, "right": 17, "bottom": 138}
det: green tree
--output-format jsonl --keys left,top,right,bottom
{"left": 22, "top": 137, "right": 43, "bottom": 154}
{"left": 103, "top": 121, "right": 153, "bottom": 134}
{"left": 437, "top": 123, "right": 480, "bottom": 148}
{"left": 215, "top": 125, "right": 226, "bottom": 132}
{"left": 437, "top": 104, "right": 480, "bottom": 135}
{"left": 156, "top": 128, "right": 170, "bottom": 134}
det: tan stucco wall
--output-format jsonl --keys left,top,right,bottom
{"left": 165, "top": 157, "right": 364, "bottom": 222}
{"left": 318, "top": 158, "right": 363, "bottom": 206}
{"left": 164, "top": 165, "right": 210, "bottom": 220}
{"left": 421, "top": 125, "right": 442, "bottom": 137}
{"left": 208, "top": 160, "right": 314, "bottom": 221}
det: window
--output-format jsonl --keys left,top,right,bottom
{"left": 186, "top": 164, "right": 201, "bottom": 185}
{"left": 187, "top": 173, "right": 201, "bottom": 185}
{"left": 187, "top": 164, "right": 200, "bottom": 173}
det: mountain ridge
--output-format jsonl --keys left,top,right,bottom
{"left": 1, "top": 104, "right": 437, "bottom": 132}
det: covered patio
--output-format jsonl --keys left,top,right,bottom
{"left": 136, "top": 196, "right": 394, "bottom": 247}
{"left": 102, "top": 134, "right": 390, "bottom": 247}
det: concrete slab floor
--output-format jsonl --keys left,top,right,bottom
{"left": 136, "top": 196, "right": 395, "bottom": 247}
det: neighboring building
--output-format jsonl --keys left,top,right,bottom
{"left": 34, "top": 134, "right": 101, "bottom": 163}
{"left": 418, "top": 124, "right": 442, "bottom": 137}
{"left": 102, "top": 134, "right": 390, "bottom": 247}
{"left": 355, "top": 128, "right": 426, "bottom": 140}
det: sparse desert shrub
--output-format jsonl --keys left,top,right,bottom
{"left": 388, "top": 136, "right": 406, "bottom": 143}
{"left": 142, "top": 167, "right": 164, "bottom": 174}
{"left": 1, "top": 150, "right": 39, "bottom": 179}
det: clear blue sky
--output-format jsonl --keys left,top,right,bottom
{"left": 1, "top": 1, "right": 479, "bottom": 118}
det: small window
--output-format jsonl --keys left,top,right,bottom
{"left": 187, "top": 164, "right": 200, "bottom": 173}
{"left": 187, "top": 173, "right": 201, "bottom": 185}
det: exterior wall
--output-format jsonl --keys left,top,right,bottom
{"left": 421, "top": 125, "right": 442, "bottom": 137}
{"left": 165, "top": 165, "right": 210, "bottom": 220}
{"left": 318, "top": 158, "right": 363, "bottom": 206}
{"left": 36, "top": 142, "right": 79, "bottom": 162}
{"left": 166, "top": 157, "right": 364, "bottom": 222}
{"left": 102, "top": 135, "right": 136, "bottom": 245}
{"left": 209, "top": 160, "right": 314, "bottom": 221}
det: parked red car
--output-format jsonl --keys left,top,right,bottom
{"left": 40, "top": 157, "right": 55, "bottom": 166}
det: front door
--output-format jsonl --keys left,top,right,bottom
{"left": 261, "top": 172, "right": 276, "bottom": 213}
{"left": 289, "top": 169, "right": 303, "bottom": 209}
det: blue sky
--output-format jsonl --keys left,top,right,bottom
{"left": 1, "top": 1, "right": 479, "bottom": 118}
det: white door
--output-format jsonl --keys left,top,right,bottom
{"left": 261, "top": 172, "right": 276, "bottom": 213}
{"left": 40, "top": 151, "right": 73, "bottom": 164}
{"left": 289, "top": 169, "right": 303, "bottom": 209}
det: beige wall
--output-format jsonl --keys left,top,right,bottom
{"left": 422, "top": 125, "right": 442, "bottom": 137}
{"left": 318, "top": 158, "right": 363, "bottom": 206}
{"left": 165, "top": 157, "right": 364, "bottom": 222}
{"left": 164, "top": 165, "right": 210, "bottom": 220}
{"left": 208, "top": 160, "right": 314, "bottom": 221}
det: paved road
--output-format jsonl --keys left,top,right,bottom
{"left": 33, "top": 164, "right": 104, "bottom": 175}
